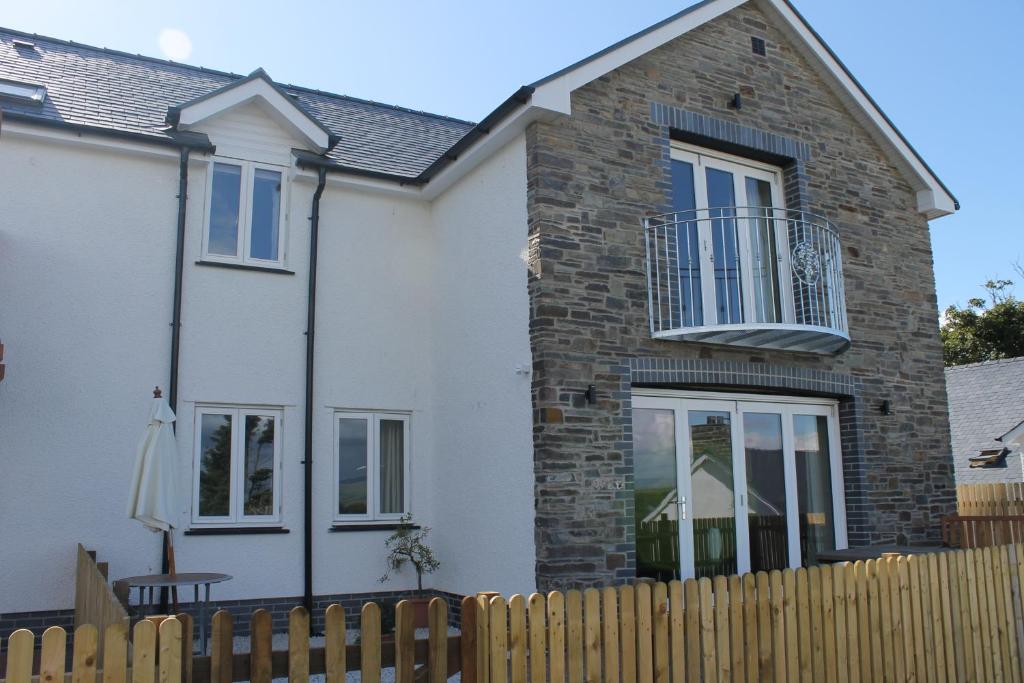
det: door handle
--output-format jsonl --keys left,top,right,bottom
{"left": 677, "top": 496, "right": 687, "bottom": 520}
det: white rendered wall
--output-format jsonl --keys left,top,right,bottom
{"left": 0, "top": 117, "right": 535, "bottom": 615}
{"left": 428, "top": 135, "right": 537, "bottom": 598}
{"left": 0, "top": 136, "right": 180, "bottom": 612}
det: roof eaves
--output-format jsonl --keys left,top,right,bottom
{"left": 1, "top": 108, "right": 216, "bottom": 151}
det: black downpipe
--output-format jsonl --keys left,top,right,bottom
{"left": 161, "top": 145, "right": 190, "bottom": 611}
{"left": 304, "top": 168, "right": 328, "bottom": 617}
{"left": 169, "top": 147, "right": 190, "bottom": 415}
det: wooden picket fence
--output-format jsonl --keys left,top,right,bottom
{"left": 8, "top": 545, "right": 1024, "bottom": 683}
{"left": 946, "top": 483, "right": 1024, "bottom": 548}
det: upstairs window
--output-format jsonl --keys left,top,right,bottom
{"left": 204, "top": 159, "right": 286, "bottom": 266}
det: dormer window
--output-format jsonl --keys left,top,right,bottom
{"left": 203, "top": 158, "right": 286, "bottom": 266}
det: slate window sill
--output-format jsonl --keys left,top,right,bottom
{"left": 329, "top": 523, "right": 420, "bottom": 533}
{"left": 195, "top": 260, "right": 295, "bottom": 275}
{"left": 184, "top": 527, "right": 290, "bottom": 536}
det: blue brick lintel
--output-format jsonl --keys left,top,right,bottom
{"left": 651, "top": 102, "right": 812, "bottom": 161}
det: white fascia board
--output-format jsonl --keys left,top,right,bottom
{"left": 756, "top": 0, "right": 956, "bottom": 218}
{"left": 530, "top": 0, "right": 746, "bottom": 116}
{"left": 176, "top": 78, "right": 330, "bottom": 153}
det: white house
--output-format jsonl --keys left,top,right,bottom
{"left": 0, "top": 39, "right": 538, "bottom": 628}
{"left": 2, "top": 0, "right": 959, "bottom": 632}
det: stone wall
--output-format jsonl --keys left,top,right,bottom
{"left": 526, "top": 3, "right": 955, "bottom": 590}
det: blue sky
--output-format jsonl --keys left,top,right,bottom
{"left": 5, "top": 1, "right": 1020, "bottom": 314}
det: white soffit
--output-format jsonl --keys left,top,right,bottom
{"left": 172, "top": 73, "right": 331, "bottom": 154}
{"left": 523, "top": 0, "right": 956, "bottom": 219}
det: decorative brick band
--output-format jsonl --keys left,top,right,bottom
{"left": 651, "top": 102, "right": 812, "bottom": 161}
{"left": 628, "top": 357, "right": 855, "bottom": 395}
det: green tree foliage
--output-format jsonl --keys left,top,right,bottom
{"left": 942, "top": 273, "right": 1024, "bottom": 366}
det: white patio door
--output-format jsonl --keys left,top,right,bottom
{"left": 670, "top": 143, "right": 791, "bottom": 327}
{"left": 633, "top": 392, "right": 847, "bottom": 580}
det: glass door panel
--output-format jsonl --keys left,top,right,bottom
{"left": 743, "top": 412, "right": 789, "bottom": 572}
{"left": 688, "top": 409, "right": 738, "bottom": 578}
{"left": 706, "top": 168, "right": 743, "bottom": 324}
{"left": 794, "top": 414, "right": 836, "bottom": 566}
{"left": 634, "top": 408, "right": 680, "bottom": 581}
{"left": 745, "top": 177, "right": 783, "bottom": 323}
{"left": 671, "top": 160, "right": 703, "bottom": 327}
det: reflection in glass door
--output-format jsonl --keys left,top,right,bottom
{"left": 633, "top": 393, "right": 845, "bottom": 579}
{"left": 688, "top": 410, "right": 738, "bottom": 578}
{"left": 634, "top": 408, "right": 680, "bottom": 581}
{"left": 743, "top": 412, "right": 789, "bottom": 572}
{"left": 795, "top": 414, "right": 836, "bottom": 566}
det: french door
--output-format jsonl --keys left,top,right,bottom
{"left": 633, "top": 391, "right": 847, "bottom": 580}
{"left": 670, "top": 143, "right": 792, "bottom": 328}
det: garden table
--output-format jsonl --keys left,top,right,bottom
{"left": 117, "top": 572, "right": 231, "bottom": 653}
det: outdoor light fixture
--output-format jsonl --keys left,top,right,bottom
{"left": 880, "top": 400, "right": 893, "bottom": 416}
{"left": 728, "top": 93, "right": 742, "bottom": 110}
{"left": 585, "top": 384, "right": 597, "bottom": 405}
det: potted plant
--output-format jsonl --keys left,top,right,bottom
{"left": 379, "top": 514, "right": 440, "bottom": 628}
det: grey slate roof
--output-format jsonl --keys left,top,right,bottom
{"left": 0, "top": 27, "right": 475, "bottom": 179}
{"left": 946, "top": 357, "right": 1024, "bottom": 484}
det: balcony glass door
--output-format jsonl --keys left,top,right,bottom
{"left": 634, "top": 392, "right": 846, "bottom": 579}
{"left": 669, "top": 143, "right": 789, "bottom": 327}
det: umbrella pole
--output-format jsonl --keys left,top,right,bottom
{"left": 166, "top": 530, "right": 179, "bottom": 612}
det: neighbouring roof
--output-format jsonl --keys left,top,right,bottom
{"left": 946, "top": 357, "right": 1024, "bottom": 480}
{"left": 0, "top": 27, "right": 474, "bottom": 179}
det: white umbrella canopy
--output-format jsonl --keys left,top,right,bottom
{"left": 127, "top": 388, "right": 180, "bottom": 533}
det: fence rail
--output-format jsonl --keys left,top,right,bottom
{"left": 9, "top": 545, "right": 1024, "bottom": 683}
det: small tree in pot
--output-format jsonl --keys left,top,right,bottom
{"left": 379, "top": 514, "right": 440, "bottom": 627}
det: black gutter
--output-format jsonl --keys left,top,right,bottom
{"left": 0, "top": 110, "right": 215, "bottom": 152}
{"left": 303, "top": 167, "right": 328, "bottom": 618}
{"left": 416, "top": 86, "right": 534, "bottom": 182}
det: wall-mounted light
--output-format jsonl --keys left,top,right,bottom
{"left": 728, "top": 93, "right": 742, "bottom": 110}
{"left": 879, "top": 400, "right": 893, "bottom": 416}
{"left": 584, "top": 384, "right": 597, "bottom": 405}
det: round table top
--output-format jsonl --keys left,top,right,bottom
{"left": 116, "top": 572, "right": 232, "bottom": 588}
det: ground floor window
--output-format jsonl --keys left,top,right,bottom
{"left": 192, "top": 405, "right": 282, "bottom": 525}
{"left": 334, "top": 411, "right": 410, "bottom": 521}
{"left": 633, "top": 391, "right": 846, "bottom": 580}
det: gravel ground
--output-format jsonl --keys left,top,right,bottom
{"left": 218, "top": 627, "right": 461, "bottom": 683}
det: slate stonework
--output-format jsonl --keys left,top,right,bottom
{"left": 525, "top": 3, "right": 955, "bottom": 590}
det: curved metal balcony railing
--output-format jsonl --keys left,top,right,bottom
{"left": 643, "top": 207, "right": 849, "bottom": 354}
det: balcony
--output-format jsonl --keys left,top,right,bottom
{"left": 643, "top": 207, "right": 849, "bottom": 354}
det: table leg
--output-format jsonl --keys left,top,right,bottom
{"left": 138, "top": 587, "right": 146, "bottom": 622}
{"left": 200, "top": 583, "right": 211, "bottom": 654}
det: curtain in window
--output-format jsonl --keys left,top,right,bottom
{"left": 379, "top": 420, "right": 404, "bottom": 514}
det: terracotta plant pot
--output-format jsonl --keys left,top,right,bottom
{"left": 408, "top": 596, "right": 431, "bottom": 628}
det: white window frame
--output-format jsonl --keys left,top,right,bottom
{"left": 191, "top": 404, "right": 283, "bottom": 526}
{"left": 669, "top": 142, "right": 793, "bottom": 326}
{"left": 333, "top": 411, "right": 411, "bottom": 523}
{"left": 201, "top": 157, "right": 289, "bottom": 268}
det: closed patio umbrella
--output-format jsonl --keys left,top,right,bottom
{"left": 126, "top": 387, "right": 180, "bottom": 607}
